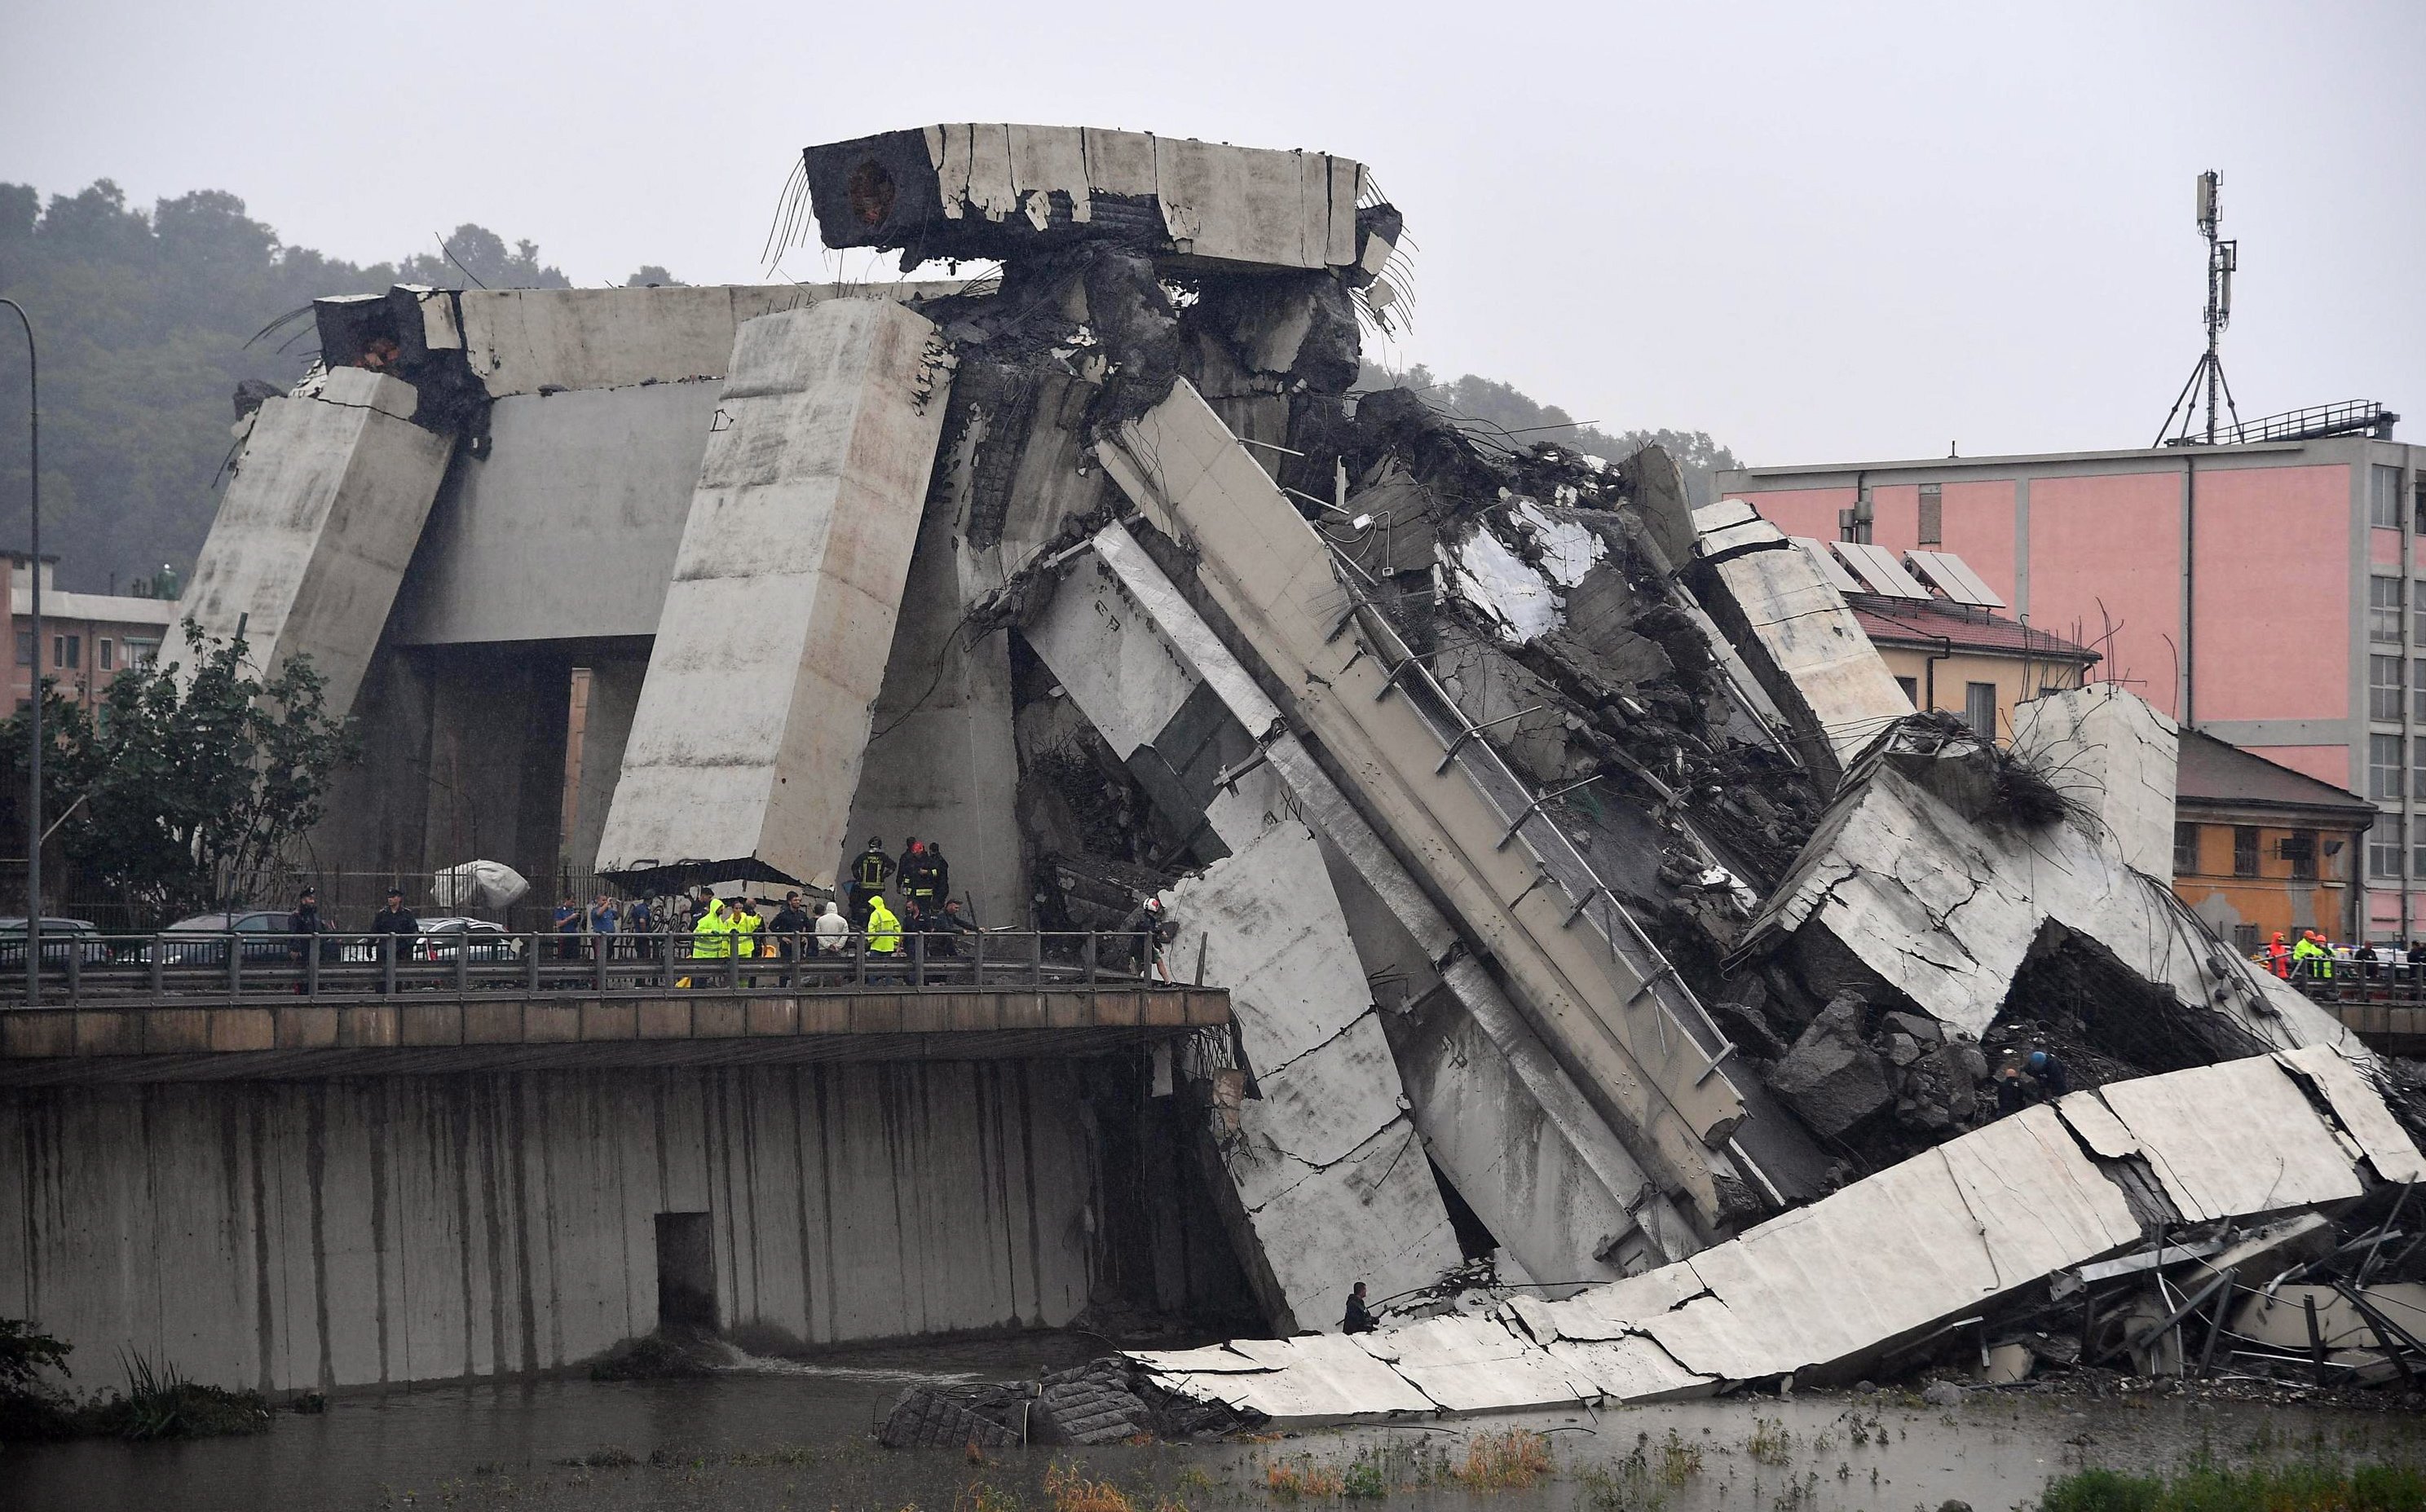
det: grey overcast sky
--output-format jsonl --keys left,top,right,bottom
{"left": 5, "top": 0, "right": 2419, "bottom": 466}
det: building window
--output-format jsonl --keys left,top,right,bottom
{"left": 2373, "top": 577, "right": 2405, "bottom": 642}
{"left": 11, "top": 631, "right": 29, "bottom": 667}
{"left": 2373, "top": 815, "right": 2406, "bottom": 880}
{"left": 126, "top": 639, "right": 158, "bottom": 670}
{"left": 1917, "top": 483, "right": 1943, "bottom": 546}
{"left": 2234, "top": 826, "right": 2261, "bottom": 877}
{"left": 2415, "top": 658, "right": 2426, "bottom": 722}
{"left": 52, "top": 633, "right": 78, "bottom": 670}
{"left": 2373, "top": 655, "right": 2406, "bottom": 721}
{"left": 2375, "top": 465, "right": 2407, "bottom": 529}
{"left": 2373, "top": 734, "right": 2406, "bottom": 799}
{"left": 1894, "top": 675, "right": 1918, "bottom": 708}
{"left": 2232, "top": 923, "right": 2261, "bottom": 954}
{"left": 2174, "top": 822, "right": 2201, "bottom": 875}
{"left": 2416, "top": 478, "right": 2426, "bottom": 536}
{"left": 2280, "top": 831, "right": 2318, "bottom": 881}
{"left": 96, "top": 638, "right": 111, "bottom": 671}
{"left": 1963, "top": 681, "right": 1996, "bottom": 739}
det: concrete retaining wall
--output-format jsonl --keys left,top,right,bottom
{"left": 0, "top": 1061, "right": 1095, "bottom": 1394}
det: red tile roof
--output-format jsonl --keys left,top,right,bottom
{"left": 1846, "top": 594, "right": 2099, "bottom": 663}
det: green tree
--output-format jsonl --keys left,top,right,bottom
{"left": 0, "top": 623, "right": 358, "bottom": 921}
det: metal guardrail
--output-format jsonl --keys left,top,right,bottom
{"left": 2, "top": 929, "right": 1168, "bottom": 1008}
{"left": 2289, "top": 968, "right": 2426, "bottom": 1006}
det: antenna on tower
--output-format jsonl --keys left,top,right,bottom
{"left": 2155, "top": 170, "right": 2244, "bottom": 446}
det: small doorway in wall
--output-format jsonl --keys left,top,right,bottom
{"left": 655, "top": 1211, "right": 716, "bottom": 1333}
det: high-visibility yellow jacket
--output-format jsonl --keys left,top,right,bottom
{"left": 734, "top": 910, "right": 762, "bottom": 959}
{"left": 691, "top": 900, "right": 732, "bottom": 959}
{"left": 866, "top": 898, "right": 902, "bottom": 954}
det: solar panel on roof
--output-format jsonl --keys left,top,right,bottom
{"left": 1904, "top": 549, "right": 2007, "bottom": 609}
{"left": 1831, "top": 540, "right": 1930, "bottom": 598}
{"left": 1789, "top": 537, "right": 1864, "bottom": 594}
{"left": 1939, "top": 552, "right": 2008, "bottom": 609}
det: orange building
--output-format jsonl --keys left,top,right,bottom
{"left": 2172, "top": 729, "right": 2375, "bottom": 950}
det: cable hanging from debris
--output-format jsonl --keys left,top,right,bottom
{"left": 436, "top": 232, "right": 488, "bottom": 289}
{"left": 762, "top": 153, "right": 814, "bottom": 271}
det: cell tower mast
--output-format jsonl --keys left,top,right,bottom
{"left": 2155, "top": 170, "right": 2243, "bottom": 447}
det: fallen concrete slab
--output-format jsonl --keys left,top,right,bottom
{"left": 1159, "top": 822, "right": 1465, "bottom": 1333}
{"left": 1021, "top": 521, "right": 1706, "bottom": 1281}
{"left": 2009, "top": 682, "right": 2181, "bottom": 884}
{"left": 1130, "top": 1050, "right": 2424, "bottom": 1420}
{"left": 1096, "top": 379, "right": 1796, "bottom": 1232}
{"left": 1735, "top": 716, "right": 2367, "bottom": 1062}
{"left": 594, "top": 298, "right": 955, "bottom": 886}
{"left": 1687, "top": 500, "right": 1912, "bottom": 789}
{"left": 178, "top": 366, "right": 455, "bottom": 716}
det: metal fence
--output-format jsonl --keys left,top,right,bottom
{"left": 2, "top": 928, "right": 1167, "bottom": 1008}
{"left": 0, "top": 862, "right": 668, "bottom": 935}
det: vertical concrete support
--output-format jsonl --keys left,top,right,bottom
{"left": 839, "top": 400, "right": 1024, "bottom": 922}
{"left": 179, "top": 367, "right": 455, "bottom": 716}
{"left": 564, "top": 659, "right": 647, "bottom": 875}
{"left": 1161, "top": 823, "right": 1464, "bottom": 1331}
{"left": 596, "top": 301, "right": 955, "bottom": 884}
{"left": 2009, "top": 684, "right": 2181, "bottom": 883}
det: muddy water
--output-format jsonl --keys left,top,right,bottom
{"left": 4, "top": 1334, "right": 2420, "bottom": 1512}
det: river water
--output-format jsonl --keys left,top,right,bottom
{"left": 3, "top": 1333, "right": 2420, "bottom": 1510}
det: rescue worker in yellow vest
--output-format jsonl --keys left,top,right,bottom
{"left": 732, "top": 897, "right": 764, "bottom": 985}
{"left": 687, "top": 888, "right": 732, "bottom": 987}
{"left": 864, "top": 893, "right": 903, "bottom": 981}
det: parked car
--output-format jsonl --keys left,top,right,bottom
{"left": 139, "top": 910, "right": 301, "bottom": 967}
{"left": 342, "top": 917, "right": 522, "bottom": 965}
{"left": 0, "top": 916, "right": 114, "bottom": 968}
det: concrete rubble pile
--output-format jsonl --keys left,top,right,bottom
{"left": 1125, "top": 1047, "right": 2426, "bottom": 1422}
{"left": 179, "top": 121, "right": 2426, "bottom": 1395}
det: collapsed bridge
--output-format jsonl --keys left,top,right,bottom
{"left": 12, "top": 124, "right": 2414, "bottom": 1395}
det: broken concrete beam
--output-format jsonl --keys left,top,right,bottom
{"left": 178, "top": 366, "right": 455, "bottom": 717}
{"left": 318, "top": 282, "right": 972, "bottom": 401}
{"left": 1095, "top": 379, "right": 1780, "bottom": 1232}
{"left": 2008, "top": 684, "right": 2180, "bottom": 884}
{"left": 1161, "top": 822, "right": 1464, "bottom": 1333}
{"left": 1687, "top": 499, "right": 1912, "bottom": 788}
{"left": 1736, "top": 718, "right": 2366, "bottom": 1061}
{"left": 1132, "top": 1050, "right": 2424, "bottom": 1421}
{"left": 1024, "top": 520, "right": 1705, "bottom": 1279}
{"left": 805, "top": 126, "right": 1384, "bottom": 276}
{"left": 593, "top": 298, "right": 955, "bottom": 888}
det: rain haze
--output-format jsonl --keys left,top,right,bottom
{"left": 5, "top": 0, "right": 2420, "bottom": 465}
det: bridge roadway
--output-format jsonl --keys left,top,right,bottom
{"left": 0, "top": 928, "right": 1229, "bottom": 1083}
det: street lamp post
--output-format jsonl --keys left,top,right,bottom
{"left": 1, "top": 298, "right": 37, "bottom": 1007}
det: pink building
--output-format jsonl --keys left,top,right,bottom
{"left": 1718, "top": 429, "right": 2426, "bottom": 942}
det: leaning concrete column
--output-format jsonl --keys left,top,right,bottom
{"left": 595, "top": 299, "right": 955, "bottom": 885}
{"left": 178, "top": 367, "right": 455, "bottom": 716}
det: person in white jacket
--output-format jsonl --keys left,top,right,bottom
{"left": 813, "top": 900, "right": 850, "bottom": 957}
